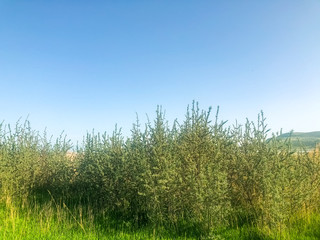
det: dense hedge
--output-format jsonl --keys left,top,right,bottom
{"left": 1, "top": 102, "right": 320, "bottom": 233}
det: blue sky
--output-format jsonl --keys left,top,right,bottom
{"left": 1, "top": 1, "right": 319, "bottom": 144}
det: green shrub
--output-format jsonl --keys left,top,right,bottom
{"left": 1, "top": 102, "right": 320, "bottom": 238}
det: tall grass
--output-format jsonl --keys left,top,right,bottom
{"left": 1, "top": 102, "right": 320, "bottom": 239}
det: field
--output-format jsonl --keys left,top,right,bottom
{"left": 277, "top": 131, "right": 320, "bottom": 151}
{"left": 1, "top": 103, "right": 320, "bottom": 239}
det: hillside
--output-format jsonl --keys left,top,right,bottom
{"left": 277, "top": 131, "right": 320, "bottom": 150}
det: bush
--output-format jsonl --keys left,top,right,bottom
{"left": 1, "top": 102, "right": 320, "bottom": 236}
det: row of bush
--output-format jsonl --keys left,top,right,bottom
{"left": 1, "top": 102, "right": 320, "bottom": 234}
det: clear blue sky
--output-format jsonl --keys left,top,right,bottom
{"left": 1, "top": 1, "right": 319, "bottom": 144}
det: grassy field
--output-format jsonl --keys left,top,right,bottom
{"left": 1, "top": 103, "right": 320, "bottom": 239}
{"left": 277, "top": 131, "right": 320, "bottom": 151}
{"left": 2, "top": 198, "right": 320, "bottom": 239}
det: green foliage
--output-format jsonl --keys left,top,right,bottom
{"left": 0, "top": 120, "right": 72, "bottom": 200}
{"left": 1, "top": 102, "right": 320, "bottom": 239}
{"left": 173, "top": 103, "right": 231, "bottom": 230}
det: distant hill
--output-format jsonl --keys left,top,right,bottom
{"left": 277, "top": 131, "right": 320, "bottom": 150}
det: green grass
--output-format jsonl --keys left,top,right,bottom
{"left": 2, "top": 197, "right": 320, "bottom": 239}
{"left": 0, "top": 197, "right": 199, "bottom": 240}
